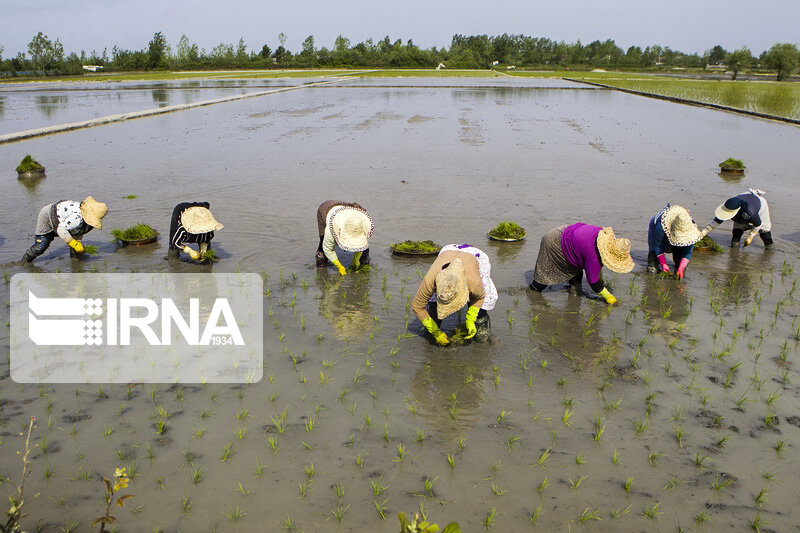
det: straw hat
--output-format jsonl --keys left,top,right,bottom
{"left": 181, "top": 206, "right": 223, "bottom": 234}
{"left": 714, "top": 197, "right": 744, "bottom": 221}
{"left": 661, "top": 205, "right": 702, "bottom": 247}
{"left": 80, "top": 196, "right": 108, "bottom": 229}
{"left": 596, "top": 227, "right": 634, "bottom": 273}
{"left": 330, "top": 206, "right": 373, "bottom": 252}
{"left": 434, "top": 258, "right": 469, "bottom": 319}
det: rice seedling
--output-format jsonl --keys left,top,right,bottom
{"left": 416, "top": 427, "right": 425, "bottom": 443}
{"left": 537, "top": 476, "right": 550, "bottom": 493}
{"left": 648, "top": 451, "right": 663, "bottom": 465}
{"left": 578, "top": 506, "right": 602, "bottom": 523}
{"left": 483, "top": 508, "right": 498, "bottom": 529}
{"left": 446, "top": 452, "right": 454, "bottom": 469}
{"left": 633, "top": 418, "right": 649, "bottom": 435}
{"left": 534, "top": 448, "right": 551, "bottom": 467}
{"left": 774, "top": 439, "right": 785, "bottom": 455}
{"left": 569, "top": 475, "right": 587, "bottom": 489}
{"left": 611, "top": 449, "right": 620, "bottom": 465}
{"left": 642, "top": 500, "right": 662, "bottom": 520}
{"left": 624, "top": 477, "right": 633, "bottom": 492}
{"left": 674, "top": 425, "right": 687, "bottom": 448}
{"left": 218, "top": 440, "right": 235, "bottom": 463}
{"left": 562, "top": 408, "right": 574, "bottom": 426}
{"left": 191, "top": 467, "right": 203, "bottom": 485}
{"left": 371, "top": 475, "right": 387, "bottom": 497}
{"left": 712, "top": 476, "right": 731, "bottom": 493}
{"left": 304, "top": 463, "right": 318, "bottom": 480}
{"left": 268, "top": 437, "right": 279, "bottom": 453}
{"left": 695, "top": 510, "right": 710, "bottom": 524}
{"left": 611, "top": 505, "right": 631, "bottom": 519}
{"left": 694, "top": 453, "right": 711, "bottom": 469}
{"left": 750, "top": 514, "right": 764, "bottom": 532}
{"left": 297, "top": 480, "right": 310, "bottom": 498}
{"left": 663, "top": 476, "right": 679, "bottom": 492}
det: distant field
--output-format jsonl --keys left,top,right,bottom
{"left": 582, "top": 78, "right": 800, "bottom": 120}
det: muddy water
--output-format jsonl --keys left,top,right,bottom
{"left": 0, "top": 77, "right": 799, "bottom": 531}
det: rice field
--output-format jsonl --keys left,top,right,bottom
{"left": 585, "top": 78, "right": 800, "bottom": 120}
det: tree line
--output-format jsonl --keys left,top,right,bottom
{"left": 1, "top": 32, "right": 798, "bottom": 80}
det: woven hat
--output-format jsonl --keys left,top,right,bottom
{"left": 181, "top": 206, "right": 223, "bottom": 234}
{"left": 714, "top": 197, "right": 743, "bottom": 221}
{"left": 435, "top": 258, "right": 469, "bottom": 319}
{"left": 80, "top": 196, "right": 108, "bottom": 229}
{"left": 661, "top": 205, "right": 702, "bottom": 247}
{"left": 330, "top": 206, "right": 373, "bottom": 252}
{"left": 596, "top": 227, "right": 634, "bottom": 274}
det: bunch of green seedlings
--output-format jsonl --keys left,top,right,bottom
{"left": 391, "top": 240, "right": 441, "bottom": 254}
{"left": 488, "top": 221, "right": 526, "bottom": 240}
{"left": 111, "top": 224, "right": 159, "bottom": 242}
{"left": 718, "top": 157, "right": 745, "bottom": 171}
{"left": 16, "top": 155, "right": 45, "bottom": 173}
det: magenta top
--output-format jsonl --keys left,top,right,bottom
{"left": 561, "top": 223, "right": 604, "bottom": 284}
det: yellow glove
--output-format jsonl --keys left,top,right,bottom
{"left": 598, "top": 287, "right": 617, "bottom": 305}
{"left": 333, "top": 259, "right": 347, "bottom": 276}
{"left": 68, "top": 239, "right": 84, "bottom": 254}
{"left": 422, "top": 317, "right": 450, "bottom": 346}
{"left": 183, "top": 245, "right": 200, "bottom": 260}
{"left": 464, "top": 305, "right": 480, "bottom": 339}
{"left": 743, "top": 231, "right": 756, "bottom": 247}
{"left": 351, "top": 251, "right": 362, "bottom": 270}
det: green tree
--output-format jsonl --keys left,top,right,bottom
{"left": 763, "top": 42, "right": 800, "bottom": 81}
{"left": 707, "top": 44, "right": 727, "bottom": 64}
{"left": 725, "top": 47, "right": 752, "bottom": 80}
{"left": 300, "top": 35, "right": 315, "bottom": 64}
{"left": 147, "top": 31, "right": 168, "bottom": 69}
{"left": 236, "top": 38, "right": 248, "bottom": 62}
{"left": 260, "top": 44, "right": 271, "bottom": 58}
{"left": 28, "top": 32, "right": 65, "bottom": 71}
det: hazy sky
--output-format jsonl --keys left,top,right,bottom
{"left": 2, "top": 0, "right": 798, "bottom": 58}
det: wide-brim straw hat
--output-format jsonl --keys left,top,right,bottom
{"left": 596, "top": 227, "right": 634, "bottom": 274}
{"left": 80, "top": 196, "right": 108, "bottom": 229}
{"left": 435, "top": 258, "right": 469, "bottom": 319}
{"left": 330, "top": 206, "right": 374, "bottom": 252}
{"left": 714, "top": 201, "right": 741, "bottom": 221}
{"left": 181, "top": 206, "right": 223, "bottom": 234}
{"left": 662, "top": 205, "right": 702, "bottom": 247}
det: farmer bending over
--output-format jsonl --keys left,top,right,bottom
{"left": 528, "top": 224, "right": 633, "bottom": 303}
{"left": 413, "top": 244, "right": 498, "bottom": 346}
{"left": 167, "top": 202, "right": 223, "bottom": 260}
{"left": 22, "top": 196, "right": 108, "bottom": 263}
{"left": 315, "top": 200, "right": 373, "bottom": 274}
{"left": 699, "top": 188, "right": 773, "bottom": 249}
{"left": 647, "top": 204, "right": 702, "bottom": 279}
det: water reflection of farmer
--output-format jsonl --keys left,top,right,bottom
{"left": 528, "top": 224, "right": 633, "bottom": 304}
{"left": 411, "top": 349, "right": 490, "bottom": 447}
{"left": 413, "top": 244, "right": 497, "bottom": 346}
{"left": 700, "top": 189, "right": 773, "bottom": 249}
{"left": 22, "top": 196, "right": 108, "bottom": 263}
{"left": 316, "top": 269, "right": 374, "bottom": 341}
{"left": 167, "top": 202, "right": 223, "bottom": 261}
{"left": 647, "top": 205, "right": 702, "bottom": 279}
{"left": 315, "top": 200, "right": 373, "bottom": 275}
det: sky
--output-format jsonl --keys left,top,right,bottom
{"left": 2, "top": 0, "right": 799, "bottom": 58}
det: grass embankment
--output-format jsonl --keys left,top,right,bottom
{"left": 583, "top": 78, "right": 800, "bottom": 120}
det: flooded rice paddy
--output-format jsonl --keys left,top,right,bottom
{"left": 1, "top": 75, "right": 799, "bottom": 531}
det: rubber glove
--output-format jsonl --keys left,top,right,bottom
{"left": 183, "top": 245, "right": 200, "bottom": 260}
{"left": 332, "top": 259, "right": 347, "bottom": 276}
{"left": 352, "top": 251, "right": 362, "bottom": 270}
{"left": 743, "top": 231, "right": 757, "bottom": 247}
{"left": 464, "top": 305, "right": 480, "bottom": 339}
{"left": 422, "top": 317, "right": 450, "bottom": 346}
{"left": 199, "top": 243, "right": 209, "bottom": 255}
{"left": 657, "top": 254, "right": 670, "bottom": 272}
{"left": 676, "top": 258, "right": 689, "bottom": 279}
{"left": 598, "top": 287, "right": 617, "bottom": 305}
{"left": 68, "top": 239, "right": 84, "bottom": 254}
{"left": 699, "top": 225, "right": 713, "bottom": 238}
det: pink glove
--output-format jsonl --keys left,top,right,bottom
{"left": 657, "top": 254, "right": 670, "bottom": 272}
{"left": 676, "top": 258, "right": 689, "bottom": 279}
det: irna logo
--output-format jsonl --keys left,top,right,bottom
{"left": 28, "top": 293, "right": 244, "bottom": 347}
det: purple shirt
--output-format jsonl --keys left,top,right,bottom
{"left": 561, "top": 223, "right": 604, "bottom": 284}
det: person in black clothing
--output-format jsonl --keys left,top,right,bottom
{"left": 699, "top": 189, "right": 773, "bottom": 249}
{"left": 167, "top": 202, "right": 223, "bottom": 260}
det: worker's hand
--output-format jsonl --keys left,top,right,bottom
{"left": 423, "top": 317, "right": 450, "bottom": 346}
{"left": 351, "top": 251, "right": 362, "bottom": 271}
{"left": 183, "top": 245, "right": 200, "bottom": 261}
{"left": 68, "top": 239, "right": 84, "bottom": 254}
{"left": 743, "top": 233, "right": 755, "bottom": 247}
{"left": 333, "top": 260, "right": 347, "bottom": 276}
{"left": 464, "top": 306, "right": 480, "bottom": 339}
{"left": 199, "top": 243, "right": 209, "bottom": 255}
{"left": 657, "top": 254, "right": 670, "bottom": 273}
{"left": 598, "top": 287, "right": 617, "bottom": 305}
{"left": 699, "top": 225, "right": 713, "bottom": 238}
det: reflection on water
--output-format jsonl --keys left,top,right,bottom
{"left": 17, "top": 175, "right": 46, "bottom": 195}
{"left": 316, "top": 269, "right": 374, "bottom": 341}
{"left": 411, "top": 348, "right": 491, "bottom": 447}
{"left": 0, "top": 95, "right": 4, "bottom": 118}
{"left": 151, "top": 89, "right": 169, "bottom": 106}
{"left": 35, "top": 94, "right": 69, "bottom": 118}
{"left": 486, "top": 239, "right": 525, "bottom": 264}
